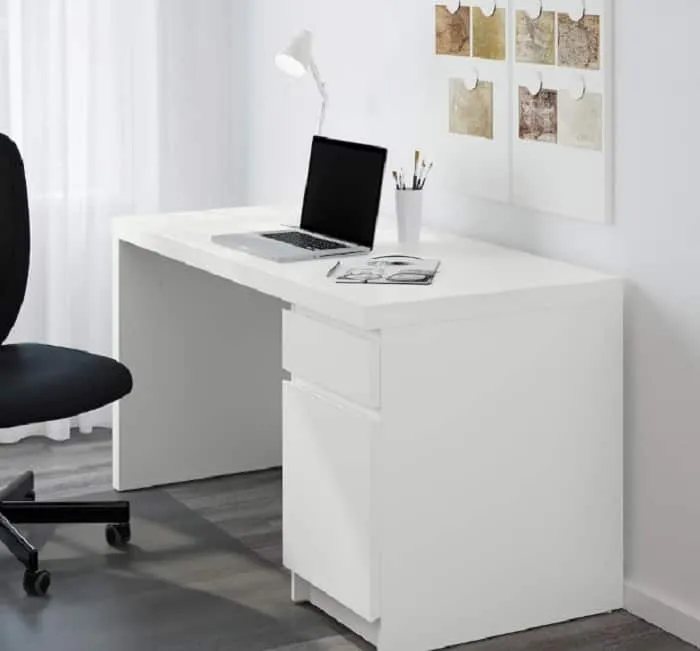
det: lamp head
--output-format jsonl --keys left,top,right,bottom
{"left": 276, "top": 30, "right": 314, "bottom": 78}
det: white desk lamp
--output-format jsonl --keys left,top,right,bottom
{"left": 276, "top": 30, "right": 329, "bottom": 135}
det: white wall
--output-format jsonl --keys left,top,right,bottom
{"left": 248, "top": 1, "right": 431, "bottom": 212}
{"left": 157, "top": 0, "right": 250, "bottom": 211}
{"left": 248, "top": 0, "right": 700, "bottom": 644}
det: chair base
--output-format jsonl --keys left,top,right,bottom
{"left": 0, "top": 471, "right": 131, "bottom": 596}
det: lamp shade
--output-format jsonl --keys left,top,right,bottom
{"left": 275, "top": 30, "right": 313, "bottom": 78}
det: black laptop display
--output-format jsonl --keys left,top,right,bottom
{"left": 299, "top": 136, "right": 388, "bottom": 249}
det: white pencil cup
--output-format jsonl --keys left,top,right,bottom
{"left": 395, "top": 189, "right": 424, "bottom": 244}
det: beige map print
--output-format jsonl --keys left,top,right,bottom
{"left": 516, "top": 11, "right": 555, "bottom": 65}
{"left": 519, "top": 87, "right": 557, "bottom": 144}
{"left": 472, "top": 8, "right": 506, "bottom": 61}
{"left": 558, "top": 14, "right": 601, "bottom": 69}
{"left": 436, "top": 5, "right": 470, "bottom": 56}
{"left": 558, "top": 92, "right": 603, "bottom": 151}
{"left": 449, "top": 79, "right": 494, "bottom": 140}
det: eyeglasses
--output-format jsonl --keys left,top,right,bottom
{"left": 336, "top": 255, "right": 437, "bottom": 284}
{"left": 367, "top": 255, "right": 424, "bottom": 268}
{"left": 337, "top": 269, "right": 434, "bottom": 283}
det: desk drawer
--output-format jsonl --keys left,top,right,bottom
{"left": 283, "top": 381, "right": 380, "bottom": 622}
{"left": 283, "top": 310, "right": 380, "bottom": 409}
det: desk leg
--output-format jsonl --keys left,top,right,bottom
{"left": 290, "top": 572, "right": 311, "bottom": 604}
{"left": 113, "top": 241, "right": 283, "bottom": 491}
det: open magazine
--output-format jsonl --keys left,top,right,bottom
{"left": 333, "top": 255, "right": 441, "bottom": 286}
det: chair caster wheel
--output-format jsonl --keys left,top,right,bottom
{"left": 106, "top": 523, "right": 131, "bottom": 548}
{"left": 24, "top": 569, "right": 51, "bottom": 597}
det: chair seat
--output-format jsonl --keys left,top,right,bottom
{"left": 0, "top": 344, "right": 133, "bottom": 429}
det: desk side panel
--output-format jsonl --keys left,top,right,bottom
{"left": 113, "top": 241, "right": 283, "bottom": 491}
{"left": 377, "top": 281, "right": 624, "bottom": 651}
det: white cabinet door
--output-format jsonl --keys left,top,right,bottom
{"left": 283, "top": 381, "right": 380, "bottom": 622}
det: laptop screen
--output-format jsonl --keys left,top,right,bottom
{"left": 300, "top": 136, "right": 387, "bottom": 249}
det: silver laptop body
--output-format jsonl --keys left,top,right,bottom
{"left": 212, "top": 136, "right": 388, "bottom": 263}
{"left": 212, "top": 229, "right": 368, "bottom": 263}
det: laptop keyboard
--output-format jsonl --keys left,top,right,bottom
{"left": 262, "top": 231, "right": 350, "bottom": 251}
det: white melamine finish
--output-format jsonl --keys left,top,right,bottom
{"left": 283, "top": 381, "right": 380, "bottom": 622}
{"left": 113, "top": 240, "right": 283, "bottom": 491}
{"left": 249, "top": 2, "right": 700, "bottom": 645}
{"left": 376, "top": 288, "right": 623, "bottom": 650}
{"left": 293, "top": 573, "right": 381, "bottom": 645}
{"left": 114, "top": 206, "right": 624, "bottom": 649}
{"left": 114, "top": 207, "right": 614, "bottom": 331}
{"left": 308, "top": 581, "right": 381, "bottom": 646}
{"left": 283, "top": 309, "right": 380, "bottom": 409}
{"left": 290, "top": 572, "right": 311, "bottom": 604}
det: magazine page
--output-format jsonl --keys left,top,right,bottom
{"left": 334, "top": 255, "right": 441, "bottom": 286}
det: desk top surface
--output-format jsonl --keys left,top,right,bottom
{"left": 114, "top": 206, "right": 619, "bottom": 330}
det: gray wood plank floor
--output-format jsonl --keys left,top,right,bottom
{"left": 0, "top": 430, "right": 695, "bottom": 651}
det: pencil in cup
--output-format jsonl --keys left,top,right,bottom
{"left": 418, "top": 161, "right": 433, "bottom": 190}
{"left": 413, "top": 150, "right": 420, "bottom": 190}
{"left": 392, "top": 160, "right": 433, "bottom": 190}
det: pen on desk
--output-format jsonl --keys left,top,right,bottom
{"left": 327, "top": 261, "right": 341, "bottom": 278}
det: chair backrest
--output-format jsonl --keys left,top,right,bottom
{"left": 0, "top": 133, "right": 30, "bottom": 346}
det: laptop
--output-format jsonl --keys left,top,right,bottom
{"left": 212, "top": 136, "right": 388, "bottom": 262}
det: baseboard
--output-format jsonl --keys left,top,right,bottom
{"left": 0, "top": 424, "right": 44, "bottom": 444}
{"left": 625, "top": 583, "right": 700, "bottom": 648}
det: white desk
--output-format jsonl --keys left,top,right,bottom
{"left": 113, "top": 206, "right": 623, "bottom": 651}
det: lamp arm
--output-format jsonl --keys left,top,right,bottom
{"left": 309, "top": 58, "right": 329, "bottom": 135}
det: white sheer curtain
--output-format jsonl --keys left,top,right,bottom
{"left": 0, "top": 0, "right": 247, "bottom": 443}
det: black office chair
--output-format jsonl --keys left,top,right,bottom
{"left": 0, "top": 133, "right": 134, "bottom": 597}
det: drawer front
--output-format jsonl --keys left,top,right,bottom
{"left": 283, "top": 381, "right": 379, "bottom": 622}
{"left": 283, "top": 310, "right": 380, "bottom": 409}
